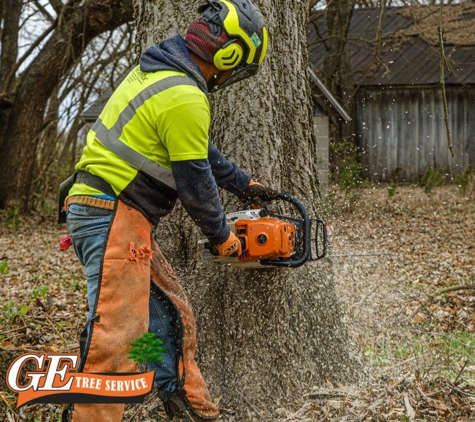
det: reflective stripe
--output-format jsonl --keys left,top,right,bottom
{"left": 93, "top": 119, "right": 177, "bottom": 190}
{"left": 92, "top": 75, "right": 199, "bottom": 191}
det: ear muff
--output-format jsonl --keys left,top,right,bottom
{"left": 213, "top": 40, "right": 244, "bottom": 70}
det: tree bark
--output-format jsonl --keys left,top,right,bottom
{"left": 0, "top": 0, "right": 133, "bottom": 210}
{"left": 0, "top": 0, "right": 20, "bottom": 90}
{"left": 0, "top": 0, "right": 21, "bottom": 149}
{"left": 135, "top": 1, "right": 358, "bottom": 419}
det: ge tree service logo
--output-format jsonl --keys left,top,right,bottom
{"left": 6, "top": 353, "right": 154, "bottom": 407}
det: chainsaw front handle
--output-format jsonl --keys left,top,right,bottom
{"left": 259, "top": 193, "right": 327, "bottom": 268}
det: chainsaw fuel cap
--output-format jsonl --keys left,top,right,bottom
{"left": 256, "top": 234, "right": 268, "bottom": 245}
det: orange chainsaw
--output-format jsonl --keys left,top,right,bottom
{"left": 200, "top": 193, "right": 327, "bottom": 268}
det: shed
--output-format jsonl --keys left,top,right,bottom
{"left": 308, "top": 4, "right": 475, "bottom": 181}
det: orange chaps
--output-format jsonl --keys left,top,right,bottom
{"left": 64, "top": 201, "right": 218, "bottom": 421}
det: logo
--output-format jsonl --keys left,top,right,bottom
{"left": 224, "top": 240, "right": 239, "bottom": 255}
{"left": 250, "top": 33, "right": 262, "bottom": 48}
{"left": 6, "top": 353, "right": 154, "bottom": 407}
{"left": 126, "top": 68, "right": 149, "bottom": 85}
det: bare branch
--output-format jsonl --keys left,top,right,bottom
{"left": 435, "top": 284, "right": 475, "bottom": 296}
{"left": 59, "top": 45, "right": 132, "bottom": 103}
{"left": 438, "top": 2, "right": 454, "bottom": 158}
{"left": 58, "top": 25, "right": 134, "bottom": 103}
{"left": 309, "top": 0, "right": 322, "bottom": 13}
{"left": 0, "top": 22, "right": 56, "bottom": 99}
{"left": 33, "top": 0, "right": 55, "bottom": 23}
{"left": 49, "top": 0, "right": 64, "bottom": 14}
{"left": 375, "top": 0, "right": 386, "bottom": 51}
{"left": 18, "top": 6, "right": 40, "bottom": 32}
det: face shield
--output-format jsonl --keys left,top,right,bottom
{"left": 211, "top": 63, "right": 260, "bottom": 93}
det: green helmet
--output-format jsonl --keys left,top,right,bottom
{"left": 198, "top": 0, "right": 268, "bottom": 89}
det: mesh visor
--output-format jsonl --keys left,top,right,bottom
{"left": 215, "top": 63, "right": 260, "bottom": 91}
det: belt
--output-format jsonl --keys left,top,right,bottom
{"left": 64, "top": 195, "right": 116, "bottom": 211}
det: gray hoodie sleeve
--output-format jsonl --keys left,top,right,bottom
{"left": 171, "top": 159, "right": 230, "bottom": 246}
{"left": 170, "top": 143, "right": 250, "bottom": 246}
{"left": 208, "top": 142, "right": 251, "bottom": 195}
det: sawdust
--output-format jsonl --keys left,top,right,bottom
{"left": 308, "top": 183, "right": 475, "bottom": 421}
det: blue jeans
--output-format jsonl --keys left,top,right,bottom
{"left": 66, "top": 203, "right": 178, "bottom": 395}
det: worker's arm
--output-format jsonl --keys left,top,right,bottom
{"left": 160, "top": 90, "right": 270, "bottom": 245}
{"left": 171, "top": 159, "right": 230, "bottom": 246}
{"left": 208, "top": 142, "right": 279, "bottom": 204}
{"left": 207, "top": 142, "right": 251, "bottom": 196}
{"left": 159, "top": 94, "right": 230, "bottom": 245}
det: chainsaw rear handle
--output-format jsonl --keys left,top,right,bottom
{"left": 260, "top": 193, "right": 326, "bottom": 268}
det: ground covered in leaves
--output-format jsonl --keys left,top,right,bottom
{"left": 0, "top": 183, "right": 474, "bottom": 421}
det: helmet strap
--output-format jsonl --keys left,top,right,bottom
{"left": 205, "top": 0, "right": 219, "bottom": 11}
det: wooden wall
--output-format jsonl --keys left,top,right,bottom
{"left": 357, "top": 86, "right": 475, "bottom": 181}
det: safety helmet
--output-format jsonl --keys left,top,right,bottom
{"left": 198, "top": 0, "right": 268, "bottom": 90}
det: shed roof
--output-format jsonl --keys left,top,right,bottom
{"left": 82, "top": 70, "right": 130, "bottom": 124}
{"left": 307, "top": 4, "right": 475, "bottom": 87}
{"left": 82, "top": 87, "right": 113, "bottom": 123}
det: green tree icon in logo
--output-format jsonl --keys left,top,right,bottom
{"left": 128, "top": 333, "right": 166, "bottom": 363}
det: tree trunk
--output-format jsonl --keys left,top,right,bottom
{"left": 0, "top": 0, "right": 133, "bottom": 210}
{"left": 0, "top": 0, "right": 21, "bottom": 149}
{"left": 135, "top": 1, "right": 358, "bottom": 419}
{"left": 31, "top": 85, "right": 61, "bottom": 210}
{"left": 0, "top": 0, "right": 20, "bottom": 90}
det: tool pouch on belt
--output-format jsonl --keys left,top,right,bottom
{"left": 150, "top": 245, "right": 219, "bottom": 421}
{"left": 58, "top": 173, "right": 76, "bottom": 224}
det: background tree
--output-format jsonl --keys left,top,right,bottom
{"left": 0, "top": 0, "right": 134, "bottom": 211}
{"left": 31, "top": 23, "right": 135, "bottom": 211}
{"left": 309, "top": 0, "right": 357, "bottom": 174}
{"left": 134, "top": 1, "right": 358, "bottom": 419}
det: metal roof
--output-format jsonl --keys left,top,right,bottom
{"left": 82, "top": 87, "right": 113, "bottom": 123}
{"left": 82, "top": 70, "right": 131, "bottom": 124}
{"left": 307, "top": 5, "right": 475, "bottom": 87}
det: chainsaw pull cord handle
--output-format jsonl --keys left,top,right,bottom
{"left": 259, "top": 193, "right": 311, "bottom": 268}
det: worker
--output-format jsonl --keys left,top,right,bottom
{"left": 59, "top": 0, "right": 276, "bottom": 421}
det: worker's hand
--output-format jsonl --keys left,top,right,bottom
{"left": 215, "top": 231, "right": 242, "bottom": 257}
{"left": 239, "top": 180, "right": 279, "bottom": 207}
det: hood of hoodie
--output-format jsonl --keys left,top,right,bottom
{"left": 140, "top": 35, "right": 208, "bottom": 94}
